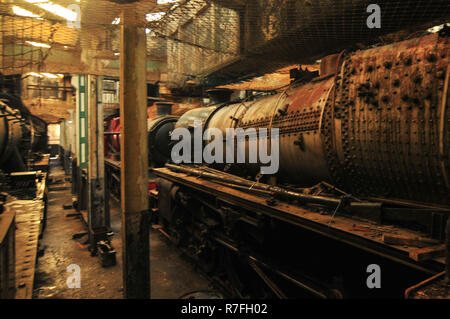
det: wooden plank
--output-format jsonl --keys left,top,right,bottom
{"left": 409, "top": 245, "right": 446, "bottom": 262}
{"left": 382, "top": 234, "right": 439, "bottom": 248}
{"left": 105, "top": 158, "right": 121, "bottom": 170}
{"left": 30, "top": 154, "right": 50, "bottom": 172}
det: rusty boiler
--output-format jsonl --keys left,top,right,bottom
{"left": 169, "top": 33, "right": 450, "bottom": 207}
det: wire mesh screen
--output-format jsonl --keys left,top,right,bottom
{"left": 0, "top": 14, "right": 57, "bottom": 75}
{"left": 147, "top": 1, "right": 239, "bottom": 87}
{"left": 0, "top": 0, "right": 449, "bottom": 89}
{"left": 148, "top": 0, "right": 450, "bottom": 87}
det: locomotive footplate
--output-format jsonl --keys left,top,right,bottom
{"left": 153, "top": 167, "right": 446, "bottom": 277}
{"left": 152, "top": 166, "right": 450, "bottom": 297}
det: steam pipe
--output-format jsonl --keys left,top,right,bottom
{"left": 165, "top": 164, "right": 382, "bottom": 213}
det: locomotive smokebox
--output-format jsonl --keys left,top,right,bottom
{"left": 148, "top": 116, "right": 179, "bottom": 167}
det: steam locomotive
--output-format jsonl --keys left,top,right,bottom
{"left": 146, "top": 32, "right": 450, "bottom": 298}
{"left": 104, "top": 101, "right": 179, "bottom": 168}
{"left": 102, "top": 31, "right": 449, "bottom": 298}
{"left": 165, "top": 33, "right": 449, "bottom": 207}
{"left": 0, "top": 92, "right": 47, "bottom": 172}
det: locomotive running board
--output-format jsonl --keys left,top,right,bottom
{"left": 153, "top": 167, "right": 445, "bottom": 275}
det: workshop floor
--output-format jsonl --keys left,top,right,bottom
{"left": 32, "top": 160, "right": 213, "bottom": 299}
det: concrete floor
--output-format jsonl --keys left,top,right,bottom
{"left": 33, "top": 161, "right": 213, "bottom": 299}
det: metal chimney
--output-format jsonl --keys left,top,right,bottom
{"left": 156, "top": 102, "right": 173, "bottom": 116}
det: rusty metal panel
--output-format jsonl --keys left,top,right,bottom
{"left": 235, "top": 78, "right": 335, "bottom": 184}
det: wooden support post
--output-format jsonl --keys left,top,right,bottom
{"left": 238, "top": 4, "right": 247, "bottom": 55}
{"left": 446, "top": 216, "right": 450, "bottom": 282}
{"left": 120, "top": 9, "right": 150, "bottom": 299}
{"left": 87, "top": 75, "right": 108, "bottom": 250}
